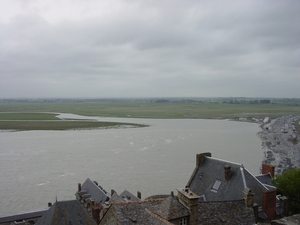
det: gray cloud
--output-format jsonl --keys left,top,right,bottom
{"left": 0, "top": 0, "right": 299, "bottom": 98}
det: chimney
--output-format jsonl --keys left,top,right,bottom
{"left": 187, "top": 153, "right": 211, "bottom": 187}
{"left": 177, "top": 188, "right": 199, "bottom": 225}
{"left": 78, "top": 183, "right": 81, "bottom": 192}
{"left": 253, "top": 203, "right": 259, "bottom": 224}
{"left": 262, "top": 164, "right": 275, "bottom": 177}
{"left": 137, "top": 191, "right": 141, "bottom": 199}
{"left": 196, "top": 152, "right": 212, "bottom": 168}
{"left": 224, "top": 165, "right": 231, "bottom": 181}
{"left": 111, "top": 189, "right": 116, "bottom": 196}
{"left": 262, "top": 190, "right": 277, "bottom": 221}
{"left": 91, "top": 203, "right": 100, "bottom": 224}
{"left": 243, "top": 189, "right": 254, "bottom": 208}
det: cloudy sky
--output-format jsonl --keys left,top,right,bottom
{"left": 0, "top": 0, "right": 299, "bottom": 98}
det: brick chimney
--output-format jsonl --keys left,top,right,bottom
{"left": 262, "top": 190, "right": 277, "bottom": 221}
{"left": 91, "top": 203, "right": 101, "bottom": 224}
{"left": 78, "top": 183, "right": 81, "bottom": 192}
{"left": 262, "top": 164, "right": 275, "bottom": 177}
{"left": 177, "top": 188, "right": 199, "bottom": 225}
{"left": 224, "top": 165, "right": 231, "bottom": 181}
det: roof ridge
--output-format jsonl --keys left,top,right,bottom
{"left": 199, "top": 199, "right": 245, "bottom": 203}
{"left": 207, "top": 156, "right": 243, "bottom": 166}
{"left": 112, "top": 198, "right": 165, "bottom": 205}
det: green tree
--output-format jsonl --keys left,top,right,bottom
{"left": 273, "top": 167, "right": 300, "bottom": 214}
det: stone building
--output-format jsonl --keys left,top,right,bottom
{"left": 186, "top": 153, "right": 286, "bottom": 221}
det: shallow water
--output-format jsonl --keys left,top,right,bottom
{"left": 0, "top": 116, "right": 263, "bottom": 216}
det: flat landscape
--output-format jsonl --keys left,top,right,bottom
{"left": 0, "top": 98, "right": 299, "bottom": 131}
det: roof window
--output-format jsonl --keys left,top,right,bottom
{"left": 211, "top": 179, "right": 222, "bottom": 193}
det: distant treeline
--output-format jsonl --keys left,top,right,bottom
{"left": 223, "top": 99, "right": 271, "bottom": 104}
{"left": 153, "top": 98, "right": 300, "bottom": 105}
{"left": 1, "top": 97, "right": 300, "bottom": 105}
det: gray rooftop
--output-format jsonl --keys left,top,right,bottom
{"left": 119, "top": 190, "right": 141, "bottom": 201}
{"left": 197, "top": 200, "right": 256, "bottom": 225}
{"left": 255, "top": 173, "right": 275, "bottom": 188}
{"left": 76, "top": 178, "right": 111, "bottom": 207}
{"left": 35, "top": 200, "right": 96, "bottom": 225}
{"left": 151, "top": 193, "right": 190, "bottom": 221}
{"left": 100, "top": 199, "right": 172, "bottom": 225}
{"left": 0, "top": 210, "right": 46, "bottom": 225}
{"left": 187, "top": 155, "right": 270, "bottom": 206}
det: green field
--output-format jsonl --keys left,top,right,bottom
{"left": 0, "top": 120, "right": 146, "bottom": 131}
{"left": 0, "top": 101, "right": 299, "bottom": 118}
{"left": 0, "top": 99, "right": 299, "bottom": 131}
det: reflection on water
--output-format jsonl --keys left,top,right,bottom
{"left": 0, "top": 115, "right": 263, "bottom": 216}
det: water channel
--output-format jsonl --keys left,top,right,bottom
{"left": 0, "top": 115, "right": 263, "bottom": 216}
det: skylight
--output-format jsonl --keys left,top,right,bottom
{"left": 211, "top": 179, "right": 222, "bottom": 193}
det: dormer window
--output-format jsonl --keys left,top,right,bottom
{"left": 211, "top": 179, "right": 222, "bottom": 193}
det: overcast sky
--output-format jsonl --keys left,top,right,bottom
{"left": 0, "top": 0, "right": 299, "bottom": 98}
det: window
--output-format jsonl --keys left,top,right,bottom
{"left": 211, "top": 179, "right": 222, "bottom": 193}
{"left": 179, "top": 217, "right": 187, "bottom": 225}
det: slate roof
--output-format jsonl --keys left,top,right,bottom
{"left": 76, "top": 178, "right": 110, "bottom": 207}
{"left": 100, "top": 191, "right": 256, "bottom": 225}
{"left": 151, "top": 192, "right": 190, "bottom": 221}
{"left": 0, "top": 210, "right": 46, "bottom": 225}
{"left": 99, "top": 199, "right": 174, "bottom": 225}
{"left": 255, "top": 173, "right": 275, "bottom": 189}
{"left": 35, "top": 200, "right": 96, "bottom": 225}
{"left": 109, "top": 191, "right": 127, "bottom": 204}
{"left": 187, "top": 155, "right": 270, "bottom": 206}
{"left": 119, "top": 190, "right": 141, "bottom": 201}
{"left": 197, "top": 200, "right": 256, "bottom": 225}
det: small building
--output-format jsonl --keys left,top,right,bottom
{"left": 186, "top": 153, "right": 284, "bottom": 221}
